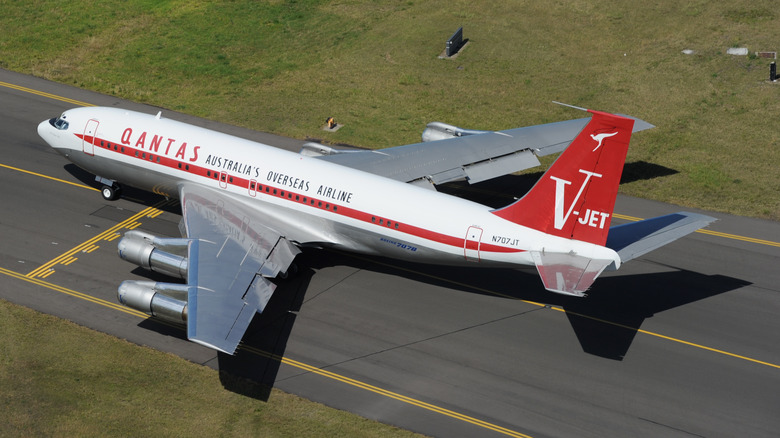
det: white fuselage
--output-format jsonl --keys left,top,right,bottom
{"left": 38, "top": 107, "right": 615, "bottom": 269}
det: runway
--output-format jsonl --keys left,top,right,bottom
{"left": 1, "top": 68, "right": 779, "bottom": 438}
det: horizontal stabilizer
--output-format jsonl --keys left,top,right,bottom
{"left": 606, "top": 212, "right": 716, "bottom": 266}
{"left": 530, "top": 251, "right": 614, "bottom": 297}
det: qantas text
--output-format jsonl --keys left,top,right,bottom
{"left": 121, "top": 128, "right": 200, "bottom": 163}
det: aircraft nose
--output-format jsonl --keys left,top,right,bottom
{"left": 37, "top": 118, "right": 64, "bottom": 152}
{"left": 37, "top": 118, "right": 50, "bottom": 135}
{"left": 37, "top": 119, "right": 52, "bottom": 142}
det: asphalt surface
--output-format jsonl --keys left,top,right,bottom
{"left": 1, "top": 68, "right": 779, "bottom": 438}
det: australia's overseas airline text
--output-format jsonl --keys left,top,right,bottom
{"left": 120, "top": 126, "right": 354, "bottom": 203}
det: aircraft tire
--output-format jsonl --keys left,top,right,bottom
{"left": 101, "top": 184, "right": 121, "bottom": 201}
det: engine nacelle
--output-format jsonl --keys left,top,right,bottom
{"left": 118, "top": 280, "right": 188, "bottom": 324}
{"left": 118, "top": 231, "right": 189, "bottom": 279}
{"left": 299, "top": 142, "right": 340, "bottom": 157}
{"left": 421, "top": 121, "right": 491, "bottom": 142}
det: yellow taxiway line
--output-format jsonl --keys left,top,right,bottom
{"left": 0, "top": 162, "right": 99, "bottom": 192}
{"left": 341, "top": 250, "right": 780, "bottom": 371}
{"left": 3, "top": 77, "right": 780, "bottom": 438}
{"left": 0, "top": 80, "right": 95, "bottom": 107}
{"left": 26, "top": 201, "right": 173, "bottom": 279}
{"left": 0, "top": 263, "right": 533, "bottom": 438}
{"left": 612, "top": 213, "right": 780, "bottom": 248}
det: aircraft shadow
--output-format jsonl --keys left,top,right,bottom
{"left": 215, "top": 262, "right": 314, "bottom": 401}
{"left": 303, "top": 249, "right": 750, "bottom": 361}
{"left": 129, "top": 262, "right": 312, "bottom": 401}
{"left": 129, "top": 240, "right": 746, "bottom": 400}
{"left": 64, "top": 164, "right": 182, "bottom": 213}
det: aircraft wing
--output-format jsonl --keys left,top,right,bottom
{"left": 315, "top": 116, "right": 654, "bottom": 187}
{"left": 179, "top": 183, "right": 300, "bottom": 354}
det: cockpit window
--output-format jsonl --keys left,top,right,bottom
{"left": 54, "top": 118, "right": 69, "bottom": 130}
{"left": 49, "top": 114, "right": 69, "bottom": 130}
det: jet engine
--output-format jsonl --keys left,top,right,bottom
{"left": 117, "top": 230, "right": 189, "bottom": 279}
{"left": 118, "top": 280, "right": 188, "bottom": 324}
{"left": 117, "top": 230, "right": 193, "bottom": 324}
{"left": 421, "top": 122, "right": 491, "bottom": 142}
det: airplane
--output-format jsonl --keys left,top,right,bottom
{"left": 37, "top": 104, "right": 715, "bottom": 354}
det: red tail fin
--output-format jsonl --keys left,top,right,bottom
{"left": 492, "top": 110, "right": 634, "bottom": 246}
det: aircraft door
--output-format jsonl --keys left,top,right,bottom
{"left": 83, "top": 119, "right": 99, "bottom": 156}
{"left": 464, "top": 226, "right": 483, "bottom": 262}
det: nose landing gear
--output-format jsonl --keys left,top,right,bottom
{"left": 101, "top": 183, "right": 122, "bottom": 201}
{"left": 96, "top": 175, "right": 122, "bottom": 201}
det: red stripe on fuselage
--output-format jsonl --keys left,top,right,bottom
{"left": 77, "top": 133, "right": 524, "bottom": 256}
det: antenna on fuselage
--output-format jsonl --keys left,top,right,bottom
{"left": 155, "top": 111, "right": 162, "bottom": 120}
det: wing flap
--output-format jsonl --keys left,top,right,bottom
{"left": 463, "top": 150, "right": 540, "bottom": 184}
{"left": 317, "top": 115, "right": 652, "bottom": 186}
{"left": 180, "top": 183, "right": 300, "bottom": 354}
{"left": 259, "top": 236, "right": 301, "bottom": 278}
{"left": 317, "top": 118, "right": 593, "bottom": 184}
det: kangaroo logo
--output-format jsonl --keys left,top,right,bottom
{"left": 590, "top": 131, "right": 617, "bottom": 152}
{"left": 550, "top": 170, "right": 606, "bottom": 230}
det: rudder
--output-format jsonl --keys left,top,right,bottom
{"left": 492, "top": 110, "right": 635, "bottom": 246}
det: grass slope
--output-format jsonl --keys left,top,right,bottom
{"left": 0, "top": 299, "right": 421, "bottom": 437}
{"left": 2, "top": 1, "right": 779, "bottom": 218}
{"left": 0, "top": 1, "right": 776, "bottom": 433}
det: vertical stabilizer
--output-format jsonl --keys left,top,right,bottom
{"left": 492, "top": 110, "right": 635, "bottom": 246}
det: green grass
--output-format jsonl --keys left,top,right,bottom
{"left": 0, "top": 299, "right": 422, "bottom": 437}
{"left": 0, "top": 1, "right": 777, "bottom": 432}
{"left": 2, "top": 0, "right": 779, "bottom": 218}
